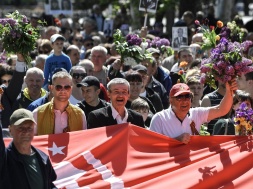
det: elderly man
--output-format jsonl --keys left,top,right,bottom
{"left": 33, "top": 71, "right": 87, "bottom": 135}
{"left": 0, "top": 109, "right": 56, "bottom": 188}
{"left": 90, "top": 45, "right": 109, "bottom": 87}
{"left": 66, "top": 45, "right": 80, "bottom": 66}
{"left": 14, "top": 67, "right": 47, "bottom": 109}
{"left": 150, "top": 80, "right": 237, "bottom": 144}
{"left": 87, "top": 78, "right": 144, "bottom": 129}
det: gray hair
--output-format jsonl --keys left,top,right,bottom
{"left": 35, "top": 54, "right": 48, "bottom": 66}
{"left": 91, "top": 45, "right": 107, "bottom": 56}
{"left": 25, "top": 67, "right": 44, "bottom": 78}
{"left": 107, "top": 78, "right": 130, "bottom": 92}
{"left": 69, "top": 65, "right": 86, "bottom": 75}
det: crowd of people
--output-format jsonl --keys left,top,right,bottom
{"left": 1, "top": 4, "right": 253, "bottom": 188}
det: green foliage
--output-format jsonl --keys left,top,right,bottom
{"left": 199, "top": 124, "right": 210, "bottom": 136}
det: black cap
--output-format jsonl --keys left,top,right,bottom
{"left": 77, "top": 76, "right": 100, "bottom": 88}
{"left": 132, "top": 65, "right": 147, "bottom": 74}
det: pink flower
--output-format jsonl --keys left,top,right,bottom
{"left": 195, "top": 20, "right": 200, "bottom": 25}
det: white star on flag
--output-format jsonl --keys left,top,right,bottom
{"left": 47, "top": 142, "right": 66, "bottom": 156}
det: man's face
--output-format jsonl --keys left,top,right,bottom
{"left": 83, "top": 40, "right": 94, "bottom": 50}
{"left": 178, "top": 28, "right": 183, "bottom": 37}
{"left": 170, "top": 93, "right": 192, "bottom": 115}
{"left": 52, "top": 39, "right": 64, "bottom": 53}
{"left": 52, "top": 77, "right": 72, "bottom": 102}
{"left": 73, "top": 36, "right": 84, "bottom": 49}
{"left": 69, "top": 49, "right": 80, "bottom": 66}
{"left": 141, "top": 61, "right": 157, "bottom": 76}
{"left": 71, "top": 68, "right": 87, "bottom": 86}
{"left": 81, "top": 86, "right": 100, "bottom": 104}
{"left": 9, "top": 120, "right": 35, "bottom": 145}
{"left": 179, "top": 51, "right": 193, "bottom": 65}
{"left": 25, "top": 72, "right": 44, "bottom": 96}
{"left": 91, "top": 51, "right": 106, "bottom": 70}
{"left": 107, "top": 84, "right": 130, "bottom": 108}
{"left": 236, "top": 74, "right": 248, "bottom": 91}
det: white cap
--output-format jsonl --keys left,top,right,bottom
{"left": 50, "top": 34, "right": 65, "bottom": 43}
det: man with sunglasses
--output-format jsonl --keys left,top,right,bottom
{"left": 0, "top": 108, "right": 57, "bottom": 188}
{"left": 150, "top": 81, "right": 237, "bottom": 144}
{"left": 33, "top": 71, "right": 87, "bottom": 135}
{"left": 69, "top": 66, "right": 87, "bottom": 104}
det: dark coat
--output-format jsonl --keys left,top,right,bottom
{"left": 87, "top": 106, "right": 145, "bottom": 129}
{"left": 1, "top": 70, "right": 26, "bottom": 128}
{"left": 0, "top": 128, "right": 57, "bottom": 189}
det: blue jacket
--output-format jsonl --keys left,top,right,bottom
{"left": 0, "top": 128, "right": 57, "bottom": 189}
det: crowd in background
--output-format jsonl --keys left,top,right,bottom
{"left": 1, "top": 4, "right": 253, "bottom": 138}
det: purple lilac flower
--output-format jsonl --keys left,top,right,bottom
{"left": 22, "top": 16, "right": 28, "bottom": 23}
{"left": 220, "top": 37, "right": 229, "bottom": 45}
{"left": 200, "top": 64, "right": 211, "bottom": 73}
{"left": 126, "top": 34, "right": 142, "bottom": 46}
{"left": 219, "top": 27, "right": 231, "bottom": 39}
{"left": 7, "top": 18, "right": 17, "bottom": 27}
{"left": 241, "top": 40, "right": 253, "bottom": 52}
{"left": 159, "top": 38, "right": 170, "bottom": 46}
{"left": 200, "top": 74, "right": 206, "bottom": 84}
{"left": 225, "top": 65, "right": 235, "bottom": 75}
{"left": 242, "top": 57, "right": 252, "bottom": 65}
{"left": 216, "top": 60, "right": 227, "bottom": 69}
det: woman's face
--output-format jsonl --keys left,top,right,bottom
{"left": 1, "top": 74, "right": 12, "bottom": 87}
{"left": 188, "top": 83, "right": 203, "bottom": 100}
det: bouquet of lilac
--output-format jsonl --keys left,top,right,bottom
{"left": 200, "top": 37, "right": 253, "bottom": 89}
{"left": 234, "top": 102, "right": 253, "bottom": 135}
{"left": 147, "top": 37, "right": 173, "bottom": 58}
{"left": 113, "top": 29, "right": 151, "bottom": 66}
{"left": 0, "top": 10, "right": 41, "bottom": 65}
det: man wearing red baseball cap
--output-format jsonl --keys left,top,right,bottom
{"left": 149, "top": 80, "right": 237, "bottom": 144}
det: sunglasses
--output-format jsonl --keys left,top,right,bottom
{"left": 72, "top": 73, "right": 87, "bottom": 79}
{"left": 74, "top": 38, "right": 83, "bottom": 42}
{"left": 54, "top": 85, "right": 72, "bottom": 91}
{"left": 173, "top": 94, "right": 192, "bottom": 101}
{"left": 1, "top": 79, "right": 11, "bottom": 84}
{"left": 84, "top": 43, "right": 93, "bottom": 47}
{"left": 39, "top": 50, "right": 50, "bottom": 54}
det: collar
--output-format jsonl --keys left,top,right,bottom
{"left": 23, "top": 88, "right": 47, "bottom": 101}
{"left": 110, "top": 104, "right": 128, "bottom": 121}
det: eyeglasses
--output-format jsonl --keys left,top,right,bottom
{"left": 173, "top": 94, "right": 192, "bottom": 101}
{"left": 74, "top": 38, "right": 83, "bottom": 42}
{"left": 84, "top": 43, "right": 93, "bottom": 47}
{"left": 1, "top": 79, "right": 11, "bottom": 84}
{"left": 39, "top": 49, "right": 50, "bottom": 54}
{"left": 54, "top": 85, "right": 72, "bottom": 91}
{"left": 72, "top": 73, "right": 87, "bottom": 79}
{"left": 15, "top": 126, "right": 33, "bottom": 133}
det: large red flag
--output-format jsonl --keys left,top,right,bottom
{"left": 4, "top": 123, "right": 253, "bottom": 188}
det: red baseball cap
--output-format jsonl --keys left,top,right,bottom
{"left": 169, "top": 83, "right": 192, "bottom": 97}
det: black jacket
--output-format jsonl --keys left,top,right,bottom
{"left": 76, "top": 98, "right": 109, "bottom": 118}
{"left": 1, "top": 70, "right": 26, "bottom": 128}
{"left": 0, "top": 128, "right": 57, "bottom": 189}
{"left": 87, "top": 106, "right": 145, "bottom": 129}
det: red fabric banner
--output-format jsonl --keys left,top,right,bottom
{"left": 4, "top": 123, "right": 253, "bottom": 188}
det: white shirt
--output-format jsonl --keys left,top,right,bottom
{"left": 110, "top": 104, "right": 128, "bottom": 124}
{"left": 149, "top": 106, "right": 209, "bottom": 138}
